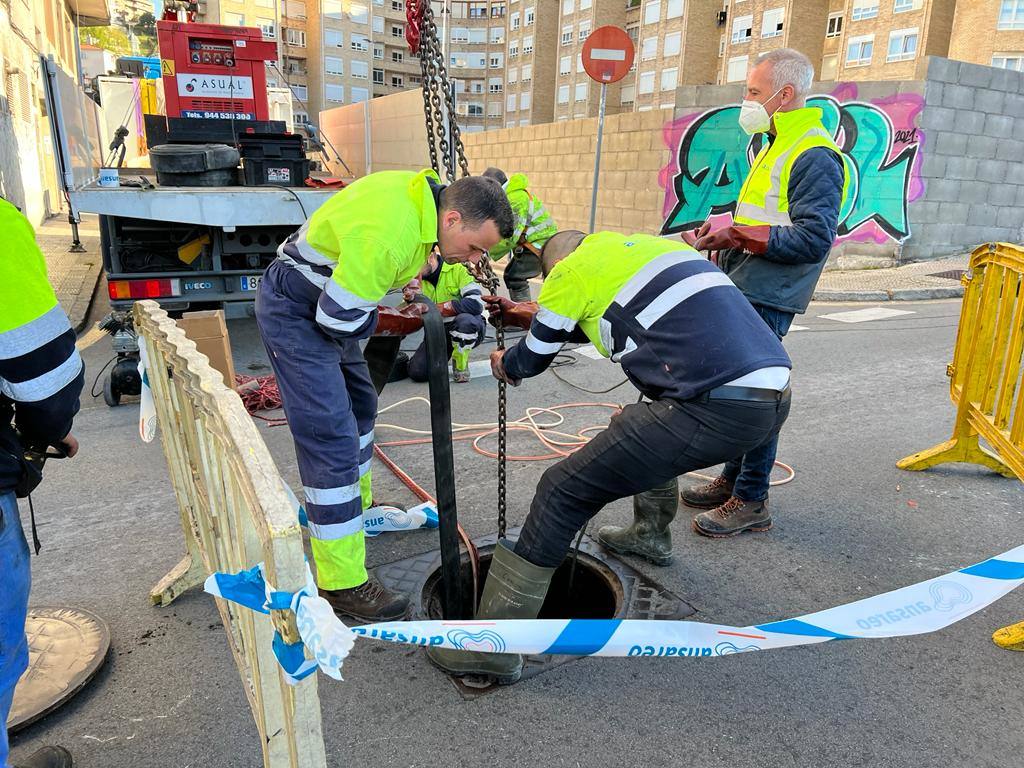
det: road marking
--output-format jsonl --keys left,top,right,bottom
{"left": 468, "top": 359, "right": 492, "bottom": 378}
{"left": 789, "top": 324, "right": 807, "bottom": 332}
{"left": 818, "top": 307, "right": 915, "bottom": 324}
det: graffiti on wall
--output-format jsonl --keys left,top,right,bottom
{"left": 660, "top": 83, "right": 925, "bottom": 244}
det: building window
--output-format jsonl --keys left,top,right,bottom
{"left": 452, "top": 26, "right": 469, "bottom": 42}
{"left": 726, "top": 54, "right": 748, "bottom": 82}
{"left": 761, "top": 8, "right": 784, "bottom": 38}
{"left": 522, "top": 64, "right": 532, "bottom": 80}
{"left": 521, "top": 92, "right": 532, "bottom": 109}
{"left": 846, "top": 34, "right": 874, "bottom": 66}
{"left": 664, "top": 31, "right": 681, "bottom": 57}
{"left": 489, "top": 78, "right": 503, "bottom": 93}
{"left": 666, "top": 0, "right": 682, "bottom": 19}
{"left": 638, "top": 71, "right": 655, "bottom": 94}
{"left": 491, "top": 3, "right": 506, "bottom": 17}
{"left": 325, "top": 84, "right": 344, "bottom": 102}
{"left": 644, "top": 0, "right": 660, "bottom": 24}
{"left": 563, "top": 0, "right": 574, "bottom": 14}
{"left": 350, "top": 2, "right": 369, "bottom": 23}
{"left": 373, "top": 68, "right": 384, "bottom": 84}
{"left": 293, "top": 84, "right": 308, "bottom": 100}
{"left": 325, "top": 56, "right": 344, "bottom": 75}
{"left": 992, "top": 53, "right": 1024, "bottom": 70}
{"left": 392, "top": 50, "right": 405, "bottom": 62}
{"left": 508, "top": 66, "right": 518, "bottom": 83}
{"left": 286, "top": 1, "right": 306, "bottom": 19}
{"left": 392, "top": 24, "right": 404, "bottom": 37}
{"left": 731, "top": 15, "right": 752, "bottom": 43}
{"left": 577, "top": 53, "right": 584, "bottom": 72}
{"left": 894, "top": 0, "right": 917, "bottom": 11}
{"left": 266, "top": 78, "right": 278, "bottom": 88}
{"left": 620, "top": 83, "right": 635, "bottom": 104}
{"left": 490, "top": 27, "right": 504, "bottom": 43}
{"left": 523, "top": 35, "right": 533, "bottom": 54}
{"left": 641, "top": 37, "right": 657, "bottom": 60}
{"left": 999, "top": 0, "right": 1024, "bottom": 29}
{"left": 560, "top": 55, "right": 572, "bottom": 75}
{"left": 558, "top": 84, "right": 570, "bottom": 104}
{"left": 225, "top": 11, "right": 245, "bottom": 25}
{"left": 821, "top": 53, "right": 838, "bottom": 80}
{"left": 511, "top": 11, "right": 520, "bottom": 29}
{"left": 574, "top": 82, "right": 588, "bottom": 101}
{"left": 285, "top": 28, "right": 306, "bottom": 46}
{"left": 352, "top": 61, "right": 370, "bottom": 79}
{"left": 561, "top": 26, "right": 573, "bottom": 45}
{"left": 579, "top": 21, "right": 591, "bottom": 40}
{"left": 373, "top": 43, "right": 384, "bottom": 59}
{"left": 392, "top": 0, "right": 404, "bottom": 9}
{"left": 488, "top": 102, "right": 502, "bottom": 117}
{"left": 324, "top": 0, "right": 342, "bottom": 17}
{"left": 490, "top": 54, "right": 504, "bottom": 68}
{"left": 469, "top": 28, "right": 487, "bottom": 43}
{"left": 887, "top": 27, "right": 918, "bottom": 61}
{"left": 851, "top": 0, "right": 879, "bottom": 22}
{"left": 351, "top": 33, "right": 369, "bottom": 51}
{"left": 507, "top": 93, "right": 517, "bottom": 111}
{"left": 660, "top": 67, "right": 677, "bottom": 90}
{"left": 294, "top": 111, "right": 308, "bottom": 125}
{"left": 509, "top": 42, "right": 519, "bottom": 58}
{"left": 258, "top": 19, "right": 276, "bottom": 38}
{"left": 325, "top": 29, "right": 343, "bottom": 48}
{"left": 351, "top": 87, "right": 369, "bottom": 103}
{"left": 826, "top": 12, "right": 843, "bottom": 37}
{"left": 468, "top": 103, "right": 484, "bottom": 115}
{"left": 580, "top": 0, "right": 591, "bottom": 9}
{"left": 526, "top": 6, "right": 535, "bottom": 25}
{"left": 392, "top": 75, "right": 404, "bottom": 87}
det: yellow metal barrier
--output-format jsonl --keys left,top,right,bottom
{"left": 897, "top": 242, "right": 1024, "bottom": 480}
{"left": 134, "top": 300, "right": 327, "bottom": 766}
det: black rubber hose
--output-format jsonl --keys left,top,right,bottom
{"left": 412, "top": 296, "right": 464, "bottom": 620}
{"left": 364, "top": 336, "right": 402, "bottom": 395}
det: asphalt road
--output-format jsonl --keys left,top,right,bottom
{"left": 9, "top": 293, "right": 1024, "bottom": 768}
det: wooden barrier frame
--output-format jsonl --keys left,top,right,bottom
{"left": 134, "top": 300, "right": 327, "bottom": 767}
{"left": 898, "top": 242, "right": 1024, "bottom": 480}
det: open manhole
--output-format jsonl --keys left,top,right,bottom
{"left": 375, "top": 529, "right": 694, "bottom": 697}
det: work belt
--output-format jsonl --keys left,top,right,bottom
{"left": 697, "top": 384, "right": 791, "bottom": 403}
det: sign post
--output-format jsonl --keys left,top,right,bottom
{"left": 582, "top": 26, "right": 635, "bottom": 233}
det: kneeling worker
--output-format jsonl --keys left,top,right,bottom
{"left": 403, "top": 251, "right": 487, "bottom": 384}
{"left": 257, "top": 170, "right": 512, "bottom": 623}
{"left": 428, "top": 230, "right": 792, "bottom": 683}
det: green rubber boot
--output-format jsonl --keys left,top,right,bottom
{"left": 596, "top": 477, "right": 678, "bottom": 566}
{"left": 427, "top": 539, "right": 554, "bottom": 684}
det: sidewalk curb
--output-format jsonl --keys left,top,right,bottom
{"left": 813, "top": 285, "right": 964, "bottom": 302}
{"left": 70, "top": 261, "right": 104, "bottom": 335}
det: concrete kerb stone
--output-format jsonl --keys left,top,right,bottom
{"left": 812, "top": 286, "right": 965, "bottom": 303}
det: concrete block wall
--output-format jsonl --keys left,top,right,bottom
{"left": 905, "top": 57, "right": 1024, "bottom": 261}
{"left": 461, "top": 108, "right": 673, "bottom": 235}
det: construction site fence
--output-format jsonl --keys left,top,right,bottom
{"left": 134, "top": 300, "right": 327, "bottom": 767}
{"left": 896, "top": 243, "right": 1024, "bottom": 652}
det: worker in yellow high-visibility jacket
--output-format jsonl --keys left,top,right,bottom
{"left": 256, "top": 170, "right": 513, "bottom": 622}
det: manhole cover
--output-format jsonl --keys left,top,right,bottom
{"left": 928, "top": 269, "right": 966, "bottom": 281}
{"left": 6, "top": 607, "right": 110, "bottom": 732}
{"left": 375, "top": 529, "right": 694, "bottom": 698}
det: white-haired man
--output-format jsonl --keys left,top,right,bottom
{"left": 600, "top": 48, "right": 848, "bottom": 557}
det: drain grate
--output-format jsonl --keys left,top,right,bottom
{"left": 375, "top": 528, "right": 694, "bottom": 698}
{"left": 927, "top": 269, "right": 966, "bottom": 281}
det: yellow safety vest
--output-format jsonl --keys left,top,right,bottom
{"left": 734, "top": 107, "right": 849, "bottom": 227}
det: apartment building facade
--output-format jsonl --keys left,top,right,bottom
{"left": 717, "top": 0, "right": 830, "bottom": 84}
{"left": 502, "top": 0, "right": 558, "bottom": 126}
{"left": 441, "top": 0, "right": 509, "bottom": 131}
{"left": 948, "top": 0, "right": 1024, "bottom": 73}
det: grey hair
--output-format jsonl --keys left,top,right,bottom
{"left": 754, "top": 48, "right": 814, "bottom": 99}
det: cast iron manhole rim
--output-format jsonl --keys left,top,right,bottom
{"left": 375, "top": 528, "right": 694, "bottom": 698}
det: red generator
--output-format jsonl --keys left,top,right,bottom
{"left": 157, "top": 20, "right": 277, "bottom": 121}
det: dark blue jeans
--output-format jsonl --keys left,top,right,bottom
{"left": 721, "top": 304, "right": 795, "bottom": 502}
{"left": 0, "top": 491, "right": 30, "bottom": 768}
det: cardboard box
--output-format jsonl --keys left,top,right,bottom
{"left": 177, "top": 310, "right": 236, "bottom": 387}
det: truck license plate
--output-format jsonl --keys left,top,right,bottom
{"left": 240, "top": 276, "right": 262, "bottom": 292}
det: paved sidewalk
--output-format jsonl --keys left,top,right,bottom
{"left": 35, "top": 213, "right": 103, "bottom": 333}
{"left": 814, "top": 255, "right": 969, "bottom": 302}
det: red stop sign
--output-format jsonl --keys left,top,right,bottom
{"left": 582, "top": 26, "right": 635, "bottom": 84}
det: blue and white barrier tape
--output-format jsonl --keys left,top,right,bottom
{"left": 206, "top": 544, "right": 1024, "bottom": 680}
{"left": 282, "top": 483, "right": 438, "bottom": 538}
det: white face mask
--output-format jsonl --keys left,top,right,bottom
{"left": 738, "top": 87, "right": 785, "bottom": 135}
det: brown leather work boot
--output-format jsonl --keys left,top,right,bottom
{"left": 692, "top": 496, "right": 771, "bottom": 538}
{"left": 680, "top": 475, "right": 734, "bottom": 509}
{"left": 320, "top": 575, "right": 410, "bottom": 623}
